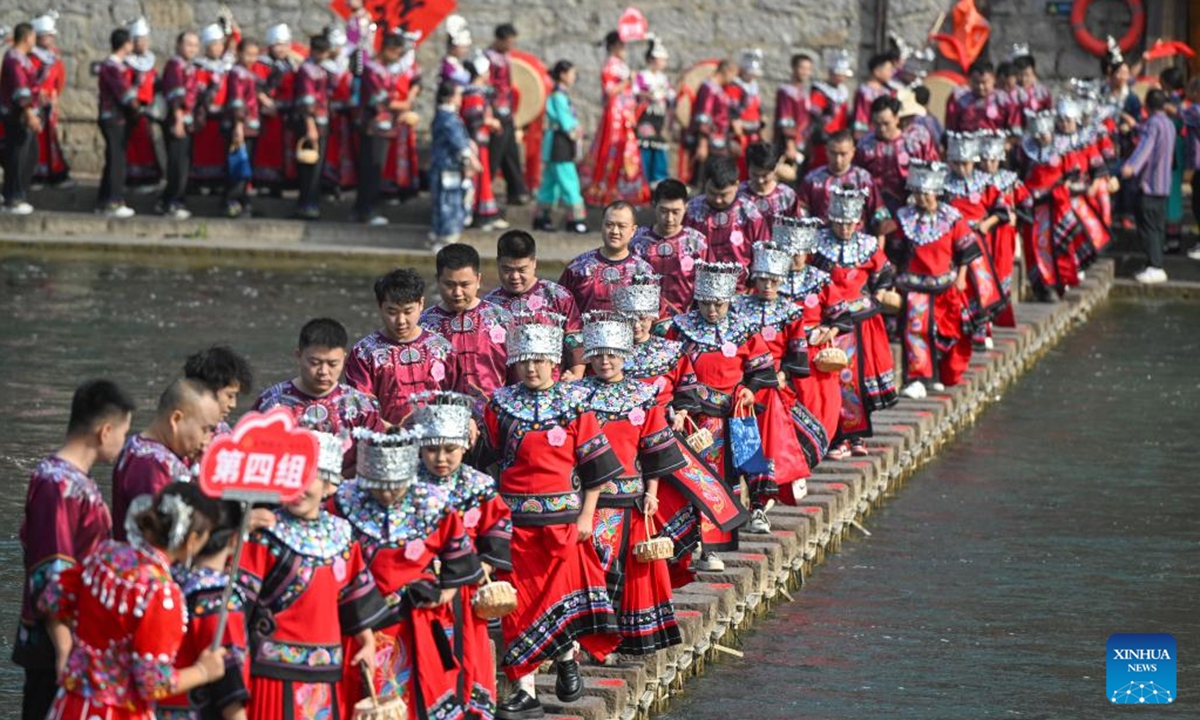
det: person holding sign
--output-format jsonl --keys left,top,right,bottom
{"left": 39, "top": 483, "right": 229, "bottom": 720}
{"left": 238, "top": 427, "right": 386, "bottom": 720}
{"left": 410, "top": 391, "right": 513, "bottom": 720}
{"left": 332, "top": 427, "right": 483, "bottom": 720}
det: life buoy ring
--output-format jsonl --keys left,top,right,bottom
{"left": 1071, "top": 0, "right": 1144, "bottom": 58}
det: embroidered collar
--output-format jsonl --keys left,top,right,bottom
{"left": 671, "top": 312, "right": 755, "bottom": 349}
{"left": 263, "top": 508, "right": 353, "bottom": 560}
{"left": 1021, "top": 136, "right": 1061, "bottom": 164}
{"left": 944, "top": 171, "right": 989, "bottom": 199}
{"left": 813, "top": 229, "right": 878, "bottom": 267}
{"left": 335, "top": 480, "right": 449, "bottom": 546}
{"left": 420, "top": 465, "right": 496, "bottom": 510}
{"left": 896, "top": 204, "right": 962, "bottom": 246}
{"left": 731, "top": 294, "right": 804, "bottom": 330}
{"left": 626, "top": 337, "right": 686, "bottom": 379}
{"left": 990, "top": 169, "right": 1021, "bottom": 192}
{"left": 813, "top": 80, "right": 848, "bottom": 105}
{"left": 490, "top": 382, "right": 590, "bottom": 423}
{"left": 576, "top": 376, "right": 658, "bottom": 416}
{"left": 38, "top": 455, "right": 105, "bottom": 504}
{"left": 781, "top": 265, "right": 831, "bottom": 298}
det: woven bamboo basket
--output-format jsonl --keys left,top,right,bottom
{"left": 473, "top": 569, "right": 518, "bottom": 620}
{"left": 633, "top": 512, "right": 674, "bottom": 563}
{"left": 813, "top": 346, "right": 850, "bottom": 373}
{"left": 684, "top": 416, "right": 714, "bottom": 454}
{"left": 877, "top": 289, "right": 903, "bottom": 314}
{"left": 354, "top": 662, "right": 407, "bottom": 720}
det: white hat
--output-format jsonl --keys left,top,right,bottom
{"left": 200, "top": 23, "right": 225, "bottom": 47}
{"left": 613, "top": 273, "right": 662, "bottom": 317}
{"left": 977, "top": 130, "right": 1007, "bottom": 161}
{"left": 326, "top": 26, "right": 347, "bottom": 48}
{"left": 32, "top": 11, "right": 58, "bottom": 37}
{"left": 410, "top": 391, "right": 474, "bottom": 449}
{"left": 128, "top": 17, "right": 150, "bottom": 39}
{"left": 1026, "top": 109, "right": 1056, "bottom": 137}
{"left": 1056, "top": 96, "right": 1083, "bottom": 122}
{"left": 740, "top": 48, "right": 764, "bottom": 77}
{"left": 313, "top": 430, "right": 349, "bottom": 484}
{"left": 265, "top": 23, "right": 291, "bottom": 47}
{"left": 353, "top": 428, "right": 421, "bottom": 489}
{"left": 826, "top": 48, "right": 853, "bottom": 77}
{"left": 445, "top": 14, "right": 471, "bottom": 47}
{"left": 647, "top": 34, "right": 669, "bottom": 59}
{"left": 896, "top": 87, "right": 927, "bottom": 118}
{"left": 468, "top": 51, "right": 490, "bottom": 78}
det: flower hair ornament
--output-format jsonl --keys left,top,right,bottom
{"left": 159, "top": 491, "right": 196, "bottom": 551}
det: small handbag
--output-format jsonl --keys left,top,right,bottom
{"left": 684, "top": 415, "right": 714, "bottom": 454}
{"left": 814, "top": 345, "right": 849, "bottom": 373}
{"left": 472, "top": 567, "right": 517, "bottom": 620}
{"left": 295, "top": 138, "right": 320, "bottom": 166}
{"left": 729, "top": 404, "right": 770, "bottom": 477}
{"left": 226, "top": 143, "right": 252, "bottom": 181}
{"left": 633, "top": 512, "right": 675, "bottom": 563}
{"left": 550, "top": 129, "right": 576, "bottom": 163}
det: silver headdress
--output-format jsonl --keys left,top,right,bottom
{"left": 32, "top": 11, "right": 58, "bottom": 37}
{"left": 826, "top": 186, "right": 868, "bottom": 223}
{"left": 772, "top": 216, "right": 822, "bottom": 255}
{"left": 445, "top": 14, "right": 471, "bottom": 47}
{"left": 740, "top": 48, "right": 764, "bottom": 77}
{"left": 1007, "top": 42, "right": 1031, "bottom": 62}
{"left": 1025, "top": 109, "right": 1056, "bottom": 137}
{"left": 647, "top": 33, "right": 669, "bottom": 59}
{"left": 1056, "top": 95, "right": 1083, "bottom": 122}
{"left": 825, "top": 48, "right": 853, "bottom": 77}
{"left": 977, "top": 130, "right": 1008, "bottom": 161}
{"left": 945, "top": 131, "right": 981, "bottom": 163}
{"left": 158, "top": 492, "right": 195, "bottom": 550}
{"left": 582, "top": 310, "right": 635, "bottom": 360}
{"left": 312, "top": 429, "right": 349, "bottom": 484}
{"left": 1105, "top": 36, "right": 1124, "bottom": 66}
{"left": 410, "top": 391, "right": 474, "bottom": 448}
{"left": 265, "top": 23, "right": 291, "bottom": 46}
{"left": 614, "top": 272, "right": 662, "bottom": 317}
{"left": 906, "top": 160, "right": 948, "bottom": 194}
{"left": 354, "top": 427, "right": 421, "bottom": 489}
{"left": 750, "top": 241, "right": 793, "bottom": 279}
{"left": 506, "top": 311, "right": 565, "bottom": 365}
{"left": 693, "top": 261, "right": 742, "bottom": 302}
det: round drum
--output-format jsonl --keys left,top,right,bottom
{"left": 675, "top": 59, "right": 719, "bottom": 127}
{"left": 511, "top": 51, "right": 551, "bottom": 129}
{"left": 922, "top": 70, "right": 966, "bottom": 127}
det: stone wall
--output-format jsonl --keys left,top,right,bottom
{"left": 3, "top": 0, "right": 1166, "bottom": 174}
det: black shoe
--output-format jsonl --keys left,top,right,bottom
{"left": 555, "top": 658, "right": 583, "bottom": 703}
{"left": 509, "top": 193, "right": 531, "bottom": 206}
{"left": 532, "top": 215, "right": 557, "bottom": 232}
{"left": 495, "top": 690, "right": 544, "bottom": 720}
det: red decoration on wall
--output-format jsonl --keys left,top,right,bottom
{"left": 329, "top": 0, "right": 456, "bottom": 46}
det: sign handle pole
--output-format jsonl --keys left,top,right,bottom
{"left": 211, "top": 501, "right": 252, "bottom": 651}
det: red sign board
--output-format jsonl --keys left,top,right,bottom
{"left": 329, "top": 0, "right": 456, "bottom": 48}
{"left": 198, "top": 408, "right": 319, "bottom": 503}
{"left": 618, "top": 7, "right": 649, "bottom": 42}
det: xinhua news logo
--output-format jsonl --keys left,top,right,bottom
{"left": 1107, "top": 634, "right": 1176, "bottom": 705}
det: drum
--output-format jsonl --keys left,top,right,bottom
{"left": 922, "top": 70, "right": 966, "bottom": 127}
{"left": 674, "top": 59, "right": 719, "bottom": 127}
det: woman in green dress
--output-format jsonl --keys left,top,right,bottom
{"left": 535, "top": 60, "right": 588, "bottom": 234}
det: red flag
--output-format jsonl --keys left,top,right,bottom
{"left": 329, "top": 0, "right": 456, "bottom": 47}
{"left": 934, "top": 0, "right": 991, "bottom": 71}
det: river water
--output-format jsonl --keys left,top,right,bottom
{"left": 661, "top": 297, "right": 1200, "bottom": 718}
{"left": 2, "top": 257, "right": 1197, "bottom": 717}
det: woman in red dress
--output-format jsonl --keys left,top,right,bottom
{"left": 238, "top": 432, "right": 387, "bottom": 720}
{"left": 411, "top": 391, "right": 512, "bottom": 719}
{"left": 482, "top": 312, "right": 623, "bottom": 720}
{"left": 1017, "top": 109, "right": 1086, "bottom": 299}
{"left": 191, "top": 25, "right": 233, "bottom": 190}
{"left": 662, "top": 261, "right": 777, "bottom": 571}
{"left": 382, "top": 35, "right": 422, "bottom": 202}
{"left": 808, "top": 187, "right": 899, "bottom": 458}
{"left": 577, "top": 311, "right": 687, "bottom": 654}
{"left": 41, "top": 483, "right": 228, "bottom": 720}
{"left": 332, "top": 428, "right": 482, "bottom": 720}
{"left": 614, "top": 275, "right": 747, "bottom": 589}
{"left": 978, "top": 130, "right": 1029, "bottom": 329}
{"left": 582, "top": 31, "right": 648, "bottom": 206}
{"left": 126, "top": 20, "right": 163, "bottom": 188}
{"left": 321, "top": 29, "right": 356, "bottom": 195}
{"left": 776, "top": 217, "right": 847, "bottom": 466}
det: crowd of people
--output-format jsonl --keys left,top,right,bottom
{"left": 1, "top": 10, "right": 1192, "bottom": 272}
{"left": 9, "top": 9, "right": 1194, "bottom": 720}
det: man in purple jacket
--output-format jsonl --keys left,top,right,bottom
{"left": 1121, "top": 89, "right": 1176, "bottom": 284}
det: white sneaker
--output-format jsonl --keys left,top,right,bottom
{"left": 901, "top": 381, "right": 927, "bottom": 399}
{"left": 1134, "top": 267, "right": 1168, "bottom": 285}
{"left": 7, "top": 201, "right": 34, "bottom": 215}
{"left": 1187, "top": 246, "right": 1200, "bottom": 260}
{"left": 790, "top": 479, "right": 808, "bottom": 501}
{"left": 984, "top": 336, "right": 994, "bottom": 350}
{"left": 366, "top": 215, "right": 388, "bottom": 227}
{"left": 170, "top": 207, "right": 192, "bottom": 220}
{"left": 481, "top": 218, "right": 511, "bottom": 231}
{"left": 930, "top": 382, "right": 946, "bottom": 391}
{"left": 747, "top": 508, "right": 771, "bottom": 534}
{"left": 1077, "top": 270, "right": 1086, "bottom": 281}
{"left": 106, "top": 205, "right": 136, "bottom": 219}
{"left": 695, "top": 551, "right": 725, "bottom": 572}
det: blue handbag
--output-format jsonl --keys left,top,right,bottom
{"left": 729, "top": 407, "right": 771, "bottom": 476}
{"left": 227, "top": 143, "right": 252, "bottom": 182}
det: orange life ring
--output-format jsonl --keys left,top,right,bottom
{"left": 1071, "top": 0, "right": 1144, "bottom": 58}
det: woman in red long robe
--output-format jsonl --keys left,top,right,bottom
{"left": 322, "top": 47, "right": 356, "bottom": 194}
{"left": 41, "top": 484, "right": 228, "bottom": 720}
{"left": 382, "top": 48, "right": 421, "bottom": 201}
{"left": 411, "top": 391, "right": 512, "bottom": 719}
{"left": 1017, "top": 110, "right": 1085, "bottom": 299}
{"left": 30, "top": 39, "right": 70, "bottom": 185}
{"left": 808, "top": 188, "right": 899, "bottom": 458}
{"left": 332, "top": 428, "right": 482, "bottom": 720}
{"left": 126, "top": 41, "right": 162, "bottom": 187}
{"left": 578, "top": 311, "right": 687, "bottom": 654}
{"left": 978, "top": 131, "right": 1029, "bottom": 329}
{"left": 663, "top": 261, "right": 776, "bottom": 571}
{"left": 482, "top": 313, "right": 623, "bottom": 719}
{"left": 191, "top": 38, "right": 232, "bottom": 189}
{"left": 582, "top": 32, "right": 648, "bottom": 206}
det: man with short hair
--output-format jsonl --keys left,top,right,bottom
{"left": 738, "top": 141, "right": 799, "bottom": 226}
{"left": 486, "top": 23, "right": 529, "bottom": 205}
{"left": 355, "top": 33, "right": 408, "bottom": 225}
{"left": 183, "top": 344, "right": 255, "bottom": 434}
{"left": 1012, "top": 53, "right": 1052, "bottom": 114}
{"left": 293, "top": 34, "right": 333, "bottom": 219}
{"left": 631, "top": 178, "right": 708, "bottom": 316}
{"left": 95, "top": 28, "right": 138, "bottom": 218}
{"left": 945, "top": 59, "right": 1021, "bottom": 133}
{"left": 773, "top": 53, "right": 815, "bottom": 167}
{"left": 809, "top": 49, "right": 854, "bottom": 169}
{"left": 855, "top": 94, "right": 940, "bottom": 214}
{"left": 559, "top": 201, "right": 655, "bottom": 313}
{"left": 684, "top": 156, "right": 770, "bottom": 275}
{"left": 15, "top": 380, "right": 134, "bottom": 720}
{"left": 112, "top": 378, "right": 221, "bottom": 538}
{"left": 1122, "top": 89, "right": 1176, "bottom": 284}
{"left": 798, "top": 129, "right": 891, "bottom": 234}
{"left": 1, "top": 23, "right": 41, "bottom": 215}
{"left": 485, "top": 230, "right": 586, "bottom": 379}
{"left": 159, "top": 31, "right": 200, "bottom": 219}
{"left": 851, "top": 51, "right": 897, "bottom": 138}
{"left": 344, "top": 268, "right": 457, "bottom": 424}
{"left": 222, "top": 36, "right": 262, "bottom": 218}
{"left": 420, "top": 243, "right": 512, "bottom": 413}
